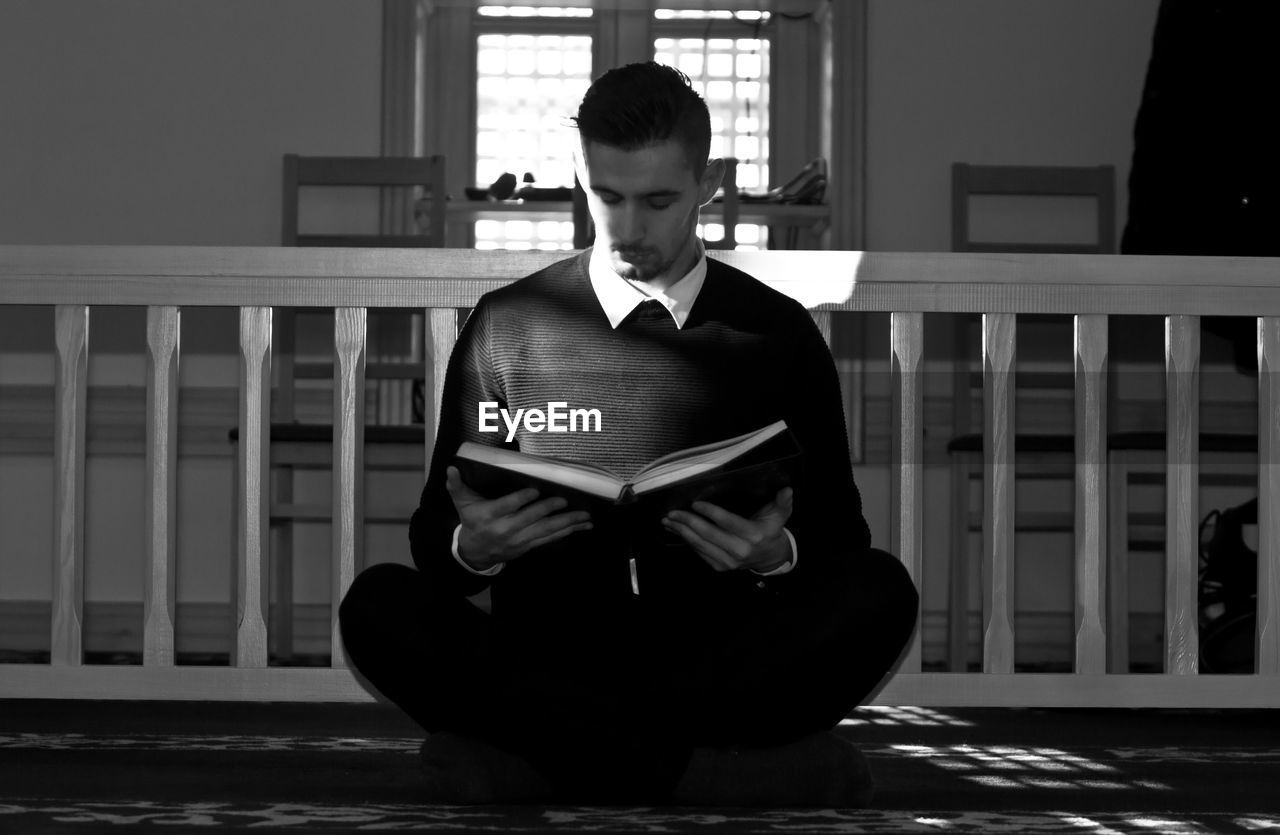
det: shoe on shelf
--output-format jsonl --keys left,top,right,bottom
{"left": 670, "top": 731, "right": 874, "bottom": 808}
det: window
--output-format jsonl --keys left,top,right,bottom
{"left": 467, "top": 5, "right": 779, "bottom": 252}
{"left": 474, "top": 9, "right": 592, "bottom": 251}
{"left": 654, "top": 10, "right": 771, "bottom": 249}
{"left": 477, "top": 5, "right": 593, "bottom": 18}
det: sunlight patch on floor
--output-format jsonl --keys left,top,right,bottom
{"left": 840, "top": 705, "right": 975, "bottom": 728}
{"left": 891, "top": 744, "right": 1174, "bottom": 792}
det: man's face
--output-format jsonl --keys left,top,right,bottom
{"left": 575, "top": 137, "right": 723, "bottom": 284}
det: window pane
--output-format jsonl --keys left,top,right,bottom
{"left": 654, "top": 28, "right": 770, "bottom": 250}
{"left": 474, "top": 31, "right": 592, "bottom": 250}
{"left": 654, "top": 10, "right": 769, "bottom": 22}
{"left": 479, "top": 5, "right": 593, "bottom": 17}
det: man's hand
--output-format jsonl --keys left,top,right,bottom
{"left": 446, "top": 465, "right": 592, "bottom": 572}
{"left": 661, "top": 486, "right": 794, "bottom": 574}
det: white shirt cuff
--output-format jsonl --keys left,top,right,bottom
{"left": 751, "top": 527, "right": 797, "bottom": 577}
{"left": 452, "top": 524, "right": 503, "bottom": 576}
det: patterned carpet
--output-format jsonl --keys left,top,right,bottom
{"left": 2, "top": 701, "right": 1279, "bottom": 833}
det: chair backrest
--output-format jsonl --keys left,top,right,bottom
{"left": 949, "top": 164, "right": 1118, "bottom": 440}
{"left": 279, "top": 154, "right": 448, "bottom": 425}
{"left": 951, "top": 163, "right": 1116, "bottom": 254}
{"left": 282, "top": 154, "right": 447, "bottom": 247}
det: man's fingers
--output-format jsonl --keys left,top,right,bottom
{"left": 488, "top": 486, "right": 544, "bottom": 516}
{"left": 521, "top": 519, "right": 594, "bottom": 552}
{"left": 732, "top": 486, "right": 794, "bottom": 524}
{"left": 448, "top": 467, "right": 542, "bottom": 519}
{"left": 507, "top": 495, "right": 585, "bottom": 529}
{"left": 675, "top": 506, "right": 763, "bottom": 560}
{"left": 688, "top": 500, "right": 753, "bottom": 536}
{"left": 447, "top": 466, "right": 537, "bottom": 508}
{"left": 445, "top": 466, "right": 479, "bottom": 500}
{"left": 663, "top": 514, "right": 736, "bottom": 571}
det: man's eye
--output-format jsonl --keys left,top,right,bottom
{"left": 599, "top": 194, "right": 621, "bottom": 205}
{"left": 649, "top": 200, "right": 675, "bottom": 210}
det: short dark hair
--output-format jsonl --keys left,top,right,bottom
{"left": 572, "top": 61, "right": 712, "bottom": 174}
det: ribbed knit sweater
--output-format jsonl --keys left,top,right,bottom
{"left": 410, "top": 249, "right": 870, "bottom": 627}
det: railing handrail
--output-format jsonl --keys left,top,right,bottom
{"left": 3, "top": 246, "right": 1280, "bottom": 315}
{"left": 2, "top": 244, "right": 1279, "bottom": 706}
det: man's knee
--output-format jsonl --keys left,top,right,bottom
{"left": 824, "top": 548, "right": 919, "bottom": 652}
{"left": 338, "top": 562, "right": 419, "bottom": 648}
{"left": 864, "top": 547, "right": 920, "bottom": 628}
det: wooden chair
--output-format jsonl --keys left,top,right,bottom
{"left": 262, "top": 155, "right": 446, "bottom": 661}
{"left": 947, "top": 163, "right": 1116, "bottom": 671}
{"left": 280, "top": 154, "right": 447, "bottom": 425}
{"left": 947, "top": 164, "right": 1260, "bottom": 674}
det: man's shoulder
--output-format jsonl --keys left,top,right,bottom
{"left": 703, "top": 255, "right": 809, "bottom": 320}
{"left": 471, "top": 251, "right": 595, "bottom": 338}
{"left": 481, "top": 250, "right": 590, "bottom": 309}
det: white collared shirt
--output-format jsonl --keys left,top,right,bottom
{"left": 587, "top": 242, "right": 707, "bottom": 330}
{"left": 453, "top": 243, "right": 796, "bottom": 580}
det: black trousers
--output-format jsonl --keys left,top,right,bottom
{"left": 338, "top": 549, "right": 918, "bottom": 801}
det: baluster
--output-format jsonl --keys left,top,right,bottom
{"left": 1074, "top": 314, "right": 1107, "bottom": 673}
{"left": 891, "top": 312, "right": 924, "bottom": 672}
{"left": 235, "top": 307, "right": 272, "bottom": 668}
{"left": 424, "top": 307, "right": 458, "bottom": 474}
{"left": 51, "top": 305, "right": 88, "bottom": 666}
{"left": 982, "top": 313, "right": 1016, "bottom": 673}
{"left": 331, "top": 307, "right": 366, "bottom": 669}
{"left": 144, "top": 306, "right": 180, "bottom": 666}
{"left": 1258, "top": 317, "right": 1280, "bottom": 674}
{"left": 1165, "top": 314, "right": 1199, "bottom": 674}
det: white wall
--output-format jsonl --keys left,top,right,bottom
{"left": 0, "top": 0, "right": 383, "bottom": 613}
{"left": 864, "top": 0, "right": 1160, "bottom": 252}
{"left": 0, "top": 0, "right": 381, "bottom": 246}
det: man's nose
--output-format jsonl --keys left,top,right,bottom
{"left": 611, "top": 204, "right": 644, "bottom": 245}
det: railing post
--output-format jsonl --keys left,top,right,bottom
{"left": 1165, "top": 315, "right": 1199, "bottom": 674}
{"left": 424, "top": 307, "right": 458, "bottom": 475}
{"left": 235, "top": 307, "right": 272, "bottom": 668}
{"left": 1074, "top": 314, "right": 1108, "bottom": 674}
{"left": 891, "top": 312, "right": 924, "bottom": 672}
{"left": 982, "top": 313, "right": 1016, "bottom": 674}
{"left": 144, "top": 306, "right": 180, "bottom": 666}
{"left": 1258, "top": 316, "right": 1280, "bottom": 674}
{"left": 331, "top": 307, "right": 366, "bottom": 668}
{"left": 51, "top": 305, "right": 88, "bottom": 666}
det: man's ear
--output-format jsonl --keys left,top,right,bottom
{"left": 697, "top": 157, "right": 726, "bottom": 207}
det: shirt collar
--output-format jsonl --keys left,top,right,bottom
{"left": 587, "top": 242, "right": 707, "bottom": 329}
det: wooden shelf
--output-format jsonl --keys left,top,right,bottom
{"left": 441, "top": 198, "right": 830, "bottom": 243}
{"left": 448, "top": 200, "right": 574, "bottom": 223}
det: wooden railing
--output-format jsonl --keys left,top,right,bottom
{"left": 1, "top": 245, "right": 1278, "bottom": 706}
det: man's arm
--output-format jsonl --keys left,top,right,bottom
{"left": 661, "top": 301, "right": 868, "bottom": 588}
{"left": 409, "top": 301, "right": 505, "bottom": 597}
{"left": 409, "top": 298, "right": 591, "bottom": 596}
{"left": 773, "top": 305, "right": 871, "bottom": 582}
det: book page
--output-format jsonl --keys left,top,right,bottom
{"left": 456, "top": 442, "right": 623, "bottom": 500}
{"left": 630, "top": 420, "right": 789, "bottom": 494}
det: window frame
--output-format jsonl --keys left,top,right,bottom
{"left": 412, "top": 1, "right": 857, "bottom": 248}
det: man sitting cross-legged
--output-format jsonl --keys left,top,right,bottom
{"left": 339, "top": 61, "right": 918, "bottom": 806}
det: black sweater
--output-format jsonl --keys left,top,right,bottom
{"left": 409, "top": 250, "right": 870, "bottom": 627}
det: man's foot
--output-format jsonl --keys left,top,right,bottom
{"left": 671, "top": 732, "right": 874, "bottom": 808}
{"left": 418, "top": 733, "right": 553, "bottom": 804}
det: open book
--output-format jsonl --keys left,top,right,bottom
{"left": 454, "top": 420, "right": 800, "bottom": 521}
